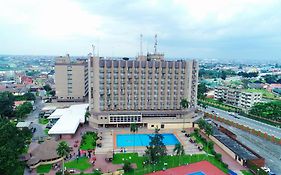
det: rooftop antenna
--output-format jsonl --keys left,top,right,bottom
{"left": 92, "top": 44, "right": 95, "bottom": 56}
{"left": 154, "top": 34, "right": 158, "bottom": 54}
{"left": 140, "top": 34, "right": 143, "bottom": 56}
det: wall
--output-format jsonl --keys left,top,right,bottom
{"left": 147, "top": 122, "right": 193, "bottom": 129}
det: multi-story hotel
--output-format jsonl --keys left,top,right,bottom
{"left": 55, "top": 54, "right": 88, "bottom": 102}
{"left": 214, "top": 86, "right": 262, "bottom": 110}
{"left": 88, "top": 55, "right": 199, "bottom": 129}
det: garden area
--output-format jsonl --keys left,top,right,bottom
{"left": 245, "top": 88, "right": 277, "bottom": 99}
{"left": 36, "top": 164, "right": 52, "bottom": 174}
{"left": 112, "top": 152, "right": 228, "bottom": 175}
{"left": 65, "top": 157, "right": 92, "bottom": 171}
{"left": 80, "top": 132, "right": 98, "bottom": 150}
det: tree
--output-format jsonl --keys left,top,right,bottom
{"left": 145, "top": 127, "right": 167, "bottom": 164}
{"left": 43, "top": 84, "right": 52, "bottom": 92}
{"left": 197, "top": 83, "right": 207, "bottom": 99}
{"left": 130, "top": 123, "right": 138, "bottom": 153}
{"left": 123, "top": 161, "right": 133, "bottom": 173}
{"left": 15, "top": 102, "right": 33, "bottom": 118}
{"left": 205, "top": 124, "right": 213, "bottom": 137}
{"left": 24, "top": 92, "right": 36, "bottom": 101}
{"left": 198, "top": 119, "right": 207, "bottom": 130}
{"left": 173, "top": 143, "right": 185, "bottom": 165}
{"left": 0, "top": 92, "right": 15, "bottom": 118}
{"left": 221, "top": 71, "right": 227, "bottom": 80}
{"left": 56, "top": 141, "right": 70, "bottom": 175}
{"left": 180, "top": 98, "right": 189, "bottom": 131}
{"left": 0, "top": 118, "right": 32, "bottom": 175}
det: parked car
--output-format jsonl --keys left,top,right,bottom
{"left": 31, "top": 127, "right": 36, "bottom": 133}
{"left": 46, "top": 123, "right": 53, "bottom": 129}
{"left": 261, "top": 166, "right": 270, "bottom": 173}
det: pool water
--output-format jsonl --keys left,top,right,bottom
{"left": 187, "top": 172, "right": 205, "bottom": 175}
{"left": 116, "top": 133, "right": 180, "bottom": 147}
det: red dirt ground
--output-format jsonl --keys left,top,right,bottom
{"left": 146, "top": 161, "right": 227, "bottom": 175}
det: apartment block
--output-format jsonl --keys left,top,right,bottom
{"left": 88, "top": 57, "right": 199, "bottom": 129}
{"left": 214, "top": 86, "right": 262, "bottom": 109}
{"left": 55, "top": 54, "right": 88, "bottom": 102}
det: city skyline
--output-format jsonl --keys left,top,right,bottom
{"left": 1, "top": 0, "right": 281, "bottom": 60}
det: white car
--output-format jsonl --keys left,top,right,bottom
{"left": 261, "top": 166, "right": 270, "bottom": 173}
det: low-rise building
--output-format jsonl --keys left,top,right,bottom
{"left": 214, "top": 86, "right": 262, "bottom": 110}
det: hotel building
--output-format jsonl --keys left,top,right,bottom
{"left": 88, "top": 56, "right": 199, "bottom": 129}
{"left": 55, "top": 54, "right": 88, "bottom": 102}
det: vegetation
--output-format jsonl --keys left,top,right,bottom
{"left": 198, "top": 98, "right": 240, "bottom": 113}
{"left": 113, "top": 153, "right": 228, "bottom": 175}
{"left": 250, "top": 101, "right": 281, "bottom": 122}
{"left": 65, "top": 157, "right": 92, "bottom": 171}
{"left": 198, "top": 118, "right": 213, "bottom": 137}
{"left": 123, "top": 161, "right": 133, "bottom": 173}
{"left": 180, "top": 98, "right": 189, "bottom": 130}
{"left": 197, "top": 83, "right": 207, "bottom": 99}
{"left": 15, "top": 102, "right": 33, "bottom": 118}
{"left": 36, "top": 164, "right": 52, "bottom": 174}
{"left": 0, "top": 91, "right": 15, "bottom": 118}
{"left": 26, "top": 70, "right": 40, "bottom": 76}
{"left": 238, "top": 72, "right": 258, "bottom": 78}
{"left": 245, "top": 88, "right": 276, "bottom": 99}
{"left": 130, "top": 123, "right": 138, "bottom": 153}
{"left": 57, "top": 141, "right": 71, "bottom": 175}
{"left": 199, "top": 69, "right": 236, "bottom": 79}
{"left": 0, "top": 118, "right": 32, "bottom": 175}
{"left": 39, "top": 118, "right": 49, "bottom": 125}
{"left": 144, "top": 128, "right": 167, "bottom": 164}
{"left": 15, "top": 92, "right": 36, "bottom": 101}
{"left": 80, "top": 132, "right": 98, "bottom": 150}
{"left": 241, "top": 170, "right": 254, "bottom": 175}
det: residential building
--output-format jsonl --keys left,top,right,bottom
{"left": 55, "top": 54, "right": 88, "bottom": 102}
{"left": 88, "top": 56, "right": 199, "bottom": 129}
{"left": 214, "top": 86, "right": 262, "bottom": 109}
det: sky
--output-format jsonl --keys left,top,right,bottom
{"left": 0, "top": 0, "right": 281, "bottom": 61}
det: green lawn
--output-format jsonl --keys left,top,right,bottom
{"left": 65, "top": 157, "right": 92, "bottom": 171}
{"left": 39, "top": 118, "right": 49, "bottom": 125}
{"left": 112, "top": 153, "right": 228, "bottom": 175}
{"left": 36, "top": 164, "right": 52, "bottom": 174}
{"left": 241, "top": 170, "right": 254, "bottom": 175}
{"left": 245, "top": 88, "right": 276, "bottom": 99}
{"left": 80, "top": 132, "right": 98, "bottom": 150}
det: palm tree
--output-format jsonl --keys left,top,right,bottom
{"left": 180, "top": 98, "right": 189, "bottom": 131}
{"left": 173, "top": 143, "right": 185, "bottom": 165}
{"left": 57, "top": 141, "right": 70, "bottom": 175}
{"left": 130, "top": 123, "right": 138, "bottom": 153}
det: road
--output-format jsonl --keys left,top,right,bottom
{"left": 213, "top": 120, "right": 281, "bottom": 174}
{"left": 25, "top": 97, "right": 47, "bottom": 140}
{"left": 203, "top": 106, "right": 281, "bottom": 139}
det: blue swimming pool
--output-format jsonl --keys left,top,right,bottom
{"left": 187, "top": 172, "right": 205, "bottom": 175}
{"left": 116, "top": 133, "right": 180, "bottom": 147}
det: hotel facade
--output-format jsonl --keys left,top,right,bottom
{"left": 88, "top": 56, "right": 199, "bottom": 129}
{"left": 55, "top": 55, "right": 88, "bottom": 102}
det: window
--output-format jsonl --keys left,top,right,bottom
{"left": 151, "top": 125, "right": 154, "bottom": 128}
{"left": 161, "top": 124, "right": 164, "bottom": 129}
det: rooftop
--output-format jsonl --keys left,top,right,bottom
{"left": 212, "top": 127, "right": 257, "bottom": 160}
{"left": 48, "top": 104, "right": 88, "bottom": 135}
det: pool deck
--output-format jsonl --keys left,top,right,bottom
{"left": 95, "top": 128, "right": 204, "bottom": 156}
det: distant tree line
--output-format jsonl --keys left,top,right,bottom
{"left": 199, "top": 69, "right": 236, "bottom": 79}
{"left": 237, "top": 71, "right": 258, "bottom": 78}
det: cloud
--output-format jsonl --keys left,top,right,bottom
{"left": 0, "top": 0, "right": 281, "bottom": 60}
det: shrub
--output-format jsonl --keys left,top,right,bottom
{"left": 123, "top": 161, "right": 133, "bottom": 172}
{"left": 215, "top": 153, "right": 222, "bottom": 160}
{"left": 208, "top": 141, "right": 214, "bottom": 149}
